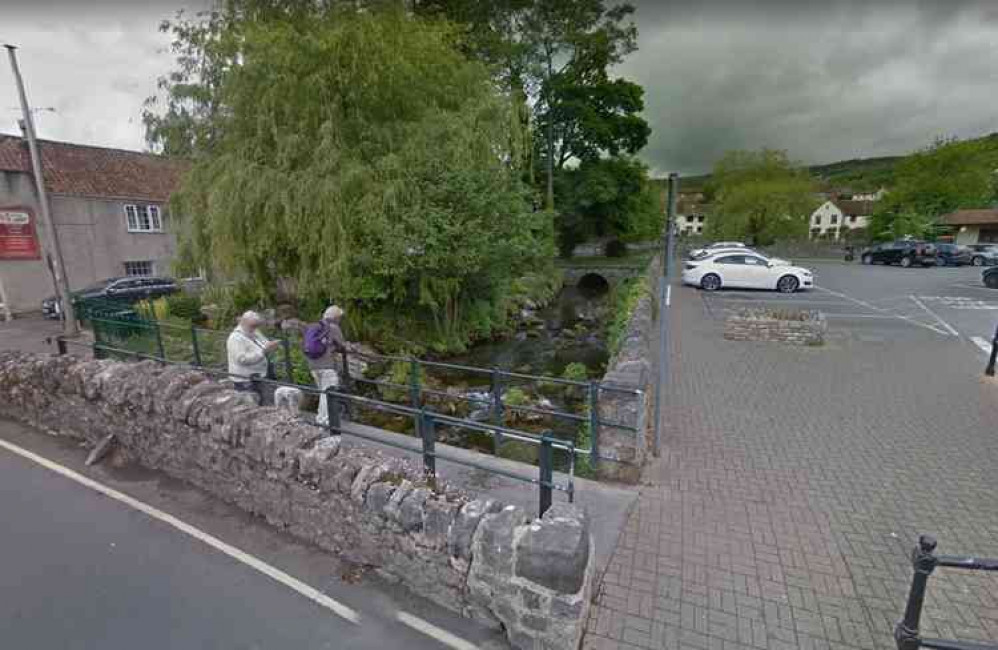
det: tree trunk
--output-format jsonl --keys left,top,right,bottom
{"left": 544, "top": 51, "right": 555, "bottom": 211}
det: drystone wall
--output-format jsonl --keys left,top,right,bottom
{"left": 595, "top": 257, "right": 658, "bottom": 483}
{"left": 0, "top": 351, "right": 593, "bottom": 650}
{"left": 724, "top": 309, "right": 826, "bottom": 346}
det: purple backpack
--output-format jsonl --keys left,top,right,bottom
{"left": 302, "top": 322, "right": 329, "bottom": 359}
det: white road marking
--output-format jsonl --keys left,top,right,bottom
{"left": 814, "top": 287, "right": 950, "bottom": 336}
{"left": 665, "top": 285, "right": 671, "bottom": 307}
{"left": 396, "top": 611, "right": 480, "bottom": 650}
{"left": 0, "top": 437, "right": 361, "bottom": 625}
{"left": 916, "top": 296, "right": 998, "bottom": 310}
{"left": 972, "top": 337, "right": 993, "bottom": 354}
{"left": 909, "top": 295, "right": 960, "bottom": 336}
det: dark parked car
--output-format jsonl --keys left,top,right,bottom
{"left": 968, "top": 244, "right": 998, "bottom": 267}
{"left": 934, "top": 243, "right": 973, "bottom": 267}
{"left": 985, "top": 267, "right": 998, "bottom": 289}
{"left": 860, "top": 241, "right": 937, "bottom": 267}
{"left": 42, "top": 276, "right": 179, "bottom": 319}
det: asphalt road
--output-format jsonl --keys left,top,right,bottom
{"left": 0, "top": 419, "right": 503, "bottom": 650}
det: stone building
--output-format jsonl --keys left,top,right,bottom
{"left": 0, "top": 134, "right": 186, "bottom": 313}
{"left": 942, "top": 209, "right": 998, "bottom": 245}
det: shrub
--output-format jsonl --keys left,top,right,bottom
{"left": 167, "top": 293, "right": 203, "bottom": 321}
{"left": 503, "top": 386, "right": 529, "bottom": 407}
{"left": 604, "top": 239, "right": 628, "bottom": 258}
{"left": 607, "top": 278, "right": 649, "bottom": 357}
{"left": 561, "top": 362, "right": 589, "bottom": 383}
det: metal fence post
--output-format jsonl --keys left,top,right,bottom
{"left": 491, "top": 367, "right": 504, "bottom": 450}
{"left": 191, "top": 324, "right": 202, "bottom": 367}
{"left": 327, "top": 387, "right": 341, "bottom": 432}
{"left": 589, "top": 380, "right": 601, "bottom": 470}
{"left": 539, "top": 433, "right": 554, "bottom": 516}
{"left": 409, "top": 358, "right": 422, "bottom": 407}
{"left": 93, "top": 321, "right": 105, "bottom": 360}
{"left": 341, "top": 349, "right": 351, "bottom": 386}
{"left": 986, "top": 323, "right": 998, "bottom": 377}
{"left": 420, "top": 408, "right": 436, "bottom": 485}
{"left": 154, "top": 321, "right": 166, "bottom": 361}
{"left": 282, "top": 337, "right": 293, "bottom": 381}
{"left": 895, "top": 535, "right": 938, "bottom": 650}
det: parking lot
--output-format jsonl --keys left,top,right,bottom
{"left": 697, "top": 261, "right": 998, "bottom": 361}
{"left": 586, "top": 259, "right": 998, "bottom": 650}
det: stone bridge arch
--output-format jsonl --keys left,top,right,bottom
{"left": 560, "top": 265, "right": 643, "bottom": 291}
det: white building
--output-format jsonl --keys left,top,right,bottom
{"left": 676, "top": 193, "right": 707, "bottom": 235}
{"left": 809, "top": 200, "right": 874, "bottom": 239}
{"left": 851, "top": 188, "right": 887, "bottom": 202}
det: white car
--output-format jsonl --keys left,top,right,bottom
{"left": 689, "top": 241, "right": 747, "bottom": 258}
{"left": 691, "top": 247, "right": 793, "bottom": 266}
{"left": 682, "top": 251, "right": 813, "bottom": 293}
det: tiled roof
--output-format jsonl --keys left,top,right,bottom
{"left": 0, "top": 133, "right": 187, "bottom": 202}
{"left": 833, "top": 200, "right": 875, "bottom": 216}
{"left": 942, "top": 209, "right": 998, "bottom": 226}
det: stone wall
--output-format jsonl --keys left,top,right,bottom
{"left": 595, "top": 257, "right": 658, "bottom": 483}
{"left": 0, "top": 351, "right": 593, "bottom": 650}
{"left": 724, "top": 309, "right": 826, "bottom": 346}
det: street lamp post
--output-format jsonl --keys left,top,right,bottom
{"left": 4, "top": 44, "right": 78, "bottom": 335}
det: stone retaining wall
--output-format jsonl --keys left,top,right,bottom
{"left": 595, "top": 257, "right": 658, "bottom": 483}
{"left": 724, "top": 309, "right": 826, "bottom": 346}
{"left": 0, "top": 351, "right": 593, "bottom": 650}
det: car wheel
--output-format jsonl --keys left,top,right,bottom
{"left": 700, "top": 274, "right": 721, "bottom": 292}
{"left": 973, "top": 256, "right": 984, "bottom": 266}
{"left": 900, "top": 256, "right": 913, "bottom": 268}
{"left": 861, "top": 254, "right": 873, "bottom": 265}
{"left": 776, "top": 275, "right": 799, "bottom": 294}
{"left": 986, "top": 274, "right": 998, "bottom": 289}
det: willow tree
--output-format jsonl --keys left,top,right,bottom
{"left": 169, "top": 7, "right": 549, "bottom": 350}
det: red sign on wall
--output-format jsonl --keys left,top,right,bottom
{"left": 0, "top": 207, "right": 41, "bottom": 260}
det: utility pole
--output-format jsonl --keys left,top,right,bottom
{"left": 5, "top": 44, "right": 78, "bottom": 335}
{"left": 652, "top": 172, "right": 678, "bottom": 457}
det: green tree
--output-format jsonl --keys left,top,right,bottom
{"left": 555, "top": 156, "right": 660, "bottom": 255}
{"left": 706, "top": 150, "right": 816, "bottom": 245}
{"left": 870, "top": 137, "right": 998, "bottom": 240}
{"left": 165, "top": 7, "right": 550, "bottom": 352}
{"left": 416, "top": 0, "right": 648, "bottom": 210}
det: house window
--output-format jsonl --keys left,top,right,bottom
{"left": 849, "top": 215, "right": 857, "bottom": 223}
{"left": 697, "top": 215, "right": 705, "bottom": 223}
{"left": 813, "top": 216, "right": 820, "bottom": 225}
{"left": 696, "top": 226, "right": 703, "bottom": 234}
{"left": 830, "top": 215, "right": 838, "bottom": 224}
{"left": 125, "top": 204, "right": 163, "bottom": 233}
{"left": 124, "top": 260, "right": 154, "bottom": 277}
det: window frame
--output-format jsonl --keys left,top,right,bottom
{"left": 124, "top": 204, "right": 164, "bottom": 233}
{"left": 123, "top": 260, "right": 154, "bottom": 277}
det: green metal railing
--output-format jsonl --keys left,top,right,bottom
{"left": 85, "top": 313, "right": 644, "bottom": 473}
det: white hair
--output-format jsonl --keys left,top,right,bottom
{"left": 239, "top": 310, "right": 263, "bottom": 325}
{"left": 322, "top": 305, "right": 344, "bottom": 322}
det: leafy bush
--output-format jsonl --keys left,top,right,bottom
{"left": 561, "top": 362, "right": 589, "bottom": 383}
{"left": 502, "top": 387, "right": 529, "bottom": 407}
{"left": 607, "top": 278, "right": 649, "bottom": 358}
{"left": 167, "top": 293, "right": 203, "bottom": 321}
{"left": 604, "top": 239, "right": 627, "bottom": 258}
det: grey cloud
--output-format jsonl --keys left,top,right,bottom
{"left": 624, "top": 0, "right": 998, "bottom": 175}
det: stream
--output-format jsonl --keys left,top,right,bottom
{"left": 353, "top": 282, "right": 613, "bottom": 467}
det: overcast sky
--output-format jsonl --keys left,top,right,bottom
{"left": 3, "top": 0, "right": 998, "bottom": 175}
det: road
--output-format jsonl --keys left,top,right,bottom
{"left": 0, "top": 418, "right": 503, "bottom": 650}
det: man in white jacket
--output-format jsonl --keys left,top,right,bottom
{"left": 227, "top": 311, "right": 279, "bottom": 403}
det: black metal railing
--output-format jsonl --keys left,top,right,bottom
{"left": 55, "top": 335, "right": 587, "bottom": 517}
{"left": 83, "top": 314, "right": 645, "bottom": 472}
{"left": 896, "top": 535, "right": 998, "bottom": 650}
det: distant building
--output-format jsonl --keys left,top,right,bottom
{"left": 0, "top": 134, "right": 186, "bottom": 314}
{"left": 850, "top": 188, "right": 887, "bottom": 202}
{"left": 942, "top": 209, "right": 998, "bottom": 245}
{"left": 809, "top": 199, "right": 875, "bottom": 239}
{"left": 676, "top": 192, "right": 708, "bottom": 235}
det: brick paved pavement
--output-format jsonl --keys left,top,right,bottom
{"left": 585, "top": 284, "right": 998, "bottom": 650}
